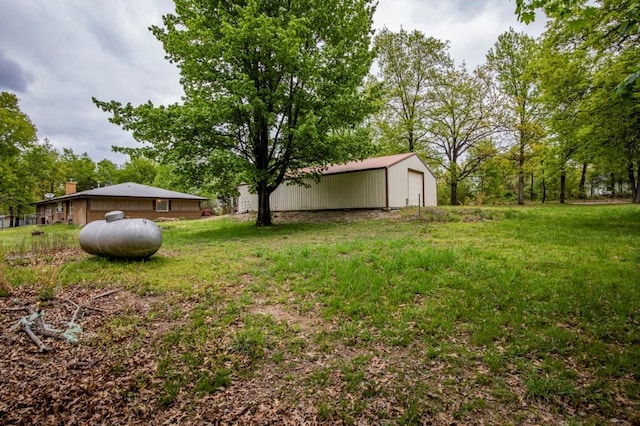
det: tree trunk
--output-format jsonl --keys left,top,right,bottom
{"left": 578, "top": 163, "right": 587, "bottom": 199}
{"left": 530, "top": 172, "right": 534, "bottom": 201}
{"left": 450, "top": 181, "right": 458, "bottom": 206}
{"left": 629, "top": 160, "right": 640, "bottom": 204}
{"left": 256, "top": 181, "right": 273, "bottom": 226}
{"left": 407, "top": 127, "right": 414, "bottom": 152}
{"left": 517, "top": 143, "right": 525, "bottom": 205}
{"left": 560, "top": 169, "right": 566, "bottom": 204}
{"left": 610, "top": 172, "right": 616, "bottom": 198}
{"left": 541, "top": 160, "right": 546, "bottom": 204}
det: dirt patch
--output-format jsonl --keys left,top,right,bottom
{"left": 231, "top": 209, "right": 402, "bottom": 224}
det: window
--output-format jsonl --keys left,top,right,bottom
{"left": 155, "top": 199, "right": 170, "bottom": 212}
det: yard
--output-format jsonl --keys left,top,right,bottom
{"left": 1, "top": 205, "right": 639, "bottom": 425}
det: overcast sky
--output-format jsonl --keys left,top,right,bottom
{"left": 0, "top": 0, "right": 545, "bottom": 165}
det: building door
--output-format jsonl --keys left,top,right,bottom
{"left": 407, "top": 170, "right": 424, "bottom": 206}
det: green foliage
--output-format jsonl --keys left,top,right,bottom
{"left": 486, "top": 29, "right": 544, "bottom": 205}
{"left": 0, "top": 92, "right": 38, "bottom": 216}
{"left": 535, "top": 9, "right": 640, "bottom": 203}
{"left": 116, "top": 156, "right": 158, "bottom": 185}
{"left": 58, "top": 148, "right": 98, "bottom": 192}
{"left": 372, "top": 28, "right": 451, "bottom": 155}
{"left": 516, "top": 0, "right": 640, "bottom": 96}
{"left": 94, "top": 0, "right": 379, "bottom": 226}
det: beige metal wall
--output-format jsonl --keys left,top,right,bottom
{"left": 238, "top": 169, "right": 387, "bottom": 212}
{"left": 387, "top": 155, "right": 437, "bottom": 207}
{"left": 237, "top": 155, "right": 437, "bottom": 212}
{"left": 272, "top": 169, "right": 387, "bottom": 211}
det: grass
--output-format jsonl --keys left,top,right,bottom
{"left": 1, "top": 204, "right": 639, "bottom": 423}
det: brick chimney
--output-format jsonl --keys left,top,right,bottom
{"left": 65, "top": 181, "right": 77, "bottom": 195}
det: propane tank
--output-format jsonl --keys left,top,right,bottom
{"left": 79, "top": 211, "right": 162, "bottom": 259}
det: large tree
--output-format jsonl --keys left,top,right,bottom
{"left": 425, "top": 65, "right": 501, "bottom": 205}
{"left": 0, "top": 92, "right": 37, "bottom": 223}
{"left": 534, "top": 28, "right": 594, "bottom": 203}
{"left": 94, "top": 0, "right": 378, "bottom": 226}
{"left": 486, "top": 28, "right": 544, "bottom": 205}
{"left": 585, "top": 47, "right": 640, "bottom": 203}
{"left": 373, "top": 28, "right": 451, "bottom": 155}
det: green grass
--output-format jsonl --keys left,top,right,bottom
{"left": 1, "top": 204, "right": 639, "bottom": 423}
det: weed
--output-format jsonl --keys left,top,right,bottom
{"left": 232, "top": 327, "right": 267, "bottom": 361}
{"left": 194, "top": 370, "right": 231, "bottom": 394}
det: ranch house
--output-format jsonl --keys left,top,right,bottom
{"left": 33, "top": 182, "right": 207, "bottom": 226}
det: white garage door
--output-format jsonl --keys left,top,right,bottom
{"left": 407, "top": 170, "right": 424, "bottom": 206}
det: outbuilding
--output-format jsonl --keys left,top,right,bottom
{"left": 33, "top": 182, "right": 207, "bottom": 226}
{"left": 237, "top": 152, "right": 437, "bottom": 212}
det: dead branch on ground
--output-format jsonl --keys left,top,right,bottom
{"left": 3, "top": 290, "right": 116, "bottom": 352}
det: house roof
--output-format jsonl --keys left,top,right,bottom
{"left": 35, "top": 182, "right": 207, "bottom": 204}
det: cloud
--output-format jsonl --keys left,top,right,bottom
{"left": 0, "top": 51, "right": 34, "bottom": 93}
{"left": 0, "top": 0, "right": 546, "bottom": 165}
{"left": 374, "top": 0, "right": 545, "bottom": 69}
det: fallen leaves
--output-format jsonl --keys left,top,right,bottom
{"left": 1, "top": 284, "right": 638, "bottom": 425}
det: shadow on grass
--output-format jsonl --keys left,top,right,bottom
{"left": 165, "top": 219, "right": 343, "bottom": 244}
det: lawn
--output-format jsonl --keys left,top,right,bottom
{"left": 1, "top": 205, "right": 639, "bottom": 424}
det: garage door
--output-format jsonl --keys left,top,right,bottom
{"left": 407, "top": 170, "right": 424, "bottom": 206}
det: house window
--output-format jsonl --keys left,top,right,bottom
{"left": 155, "top": 199, "right": 170, "bottom": 212}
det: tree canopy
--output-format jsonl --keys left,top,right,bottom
{"left": 94, "top": 0, "right": 379, "bottom": 226}
{"left": 0, "top": 92, "right": 38, "bottom": 219}
{"left": 373, "top": 28, "right": 451, "bottom": 156}
{"left": 486, "top": 28, "right": 543, "bottom": 205}
{"left": 516, "top": 0, "right": 640, "bottom": 95}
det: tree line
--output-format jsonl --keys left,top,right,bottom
{"left": 0, "top": 95, "right": 198, "bottom": 224}
{"left": 3, "top": 0, "right": 638, "bottom": 226}
{"left": 372, "top": 0, "right": 639, "bottom": 205}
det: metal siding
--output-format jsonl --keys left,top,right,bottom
{"left": 407, "top": 170, "right": 423, "bottom": 206}
{"left": 387, "top": 156, "right": 438, "bottom": 207}
{"left": 237, "top": 185, "right": 258, "bottom": 212}
{"left": 271, "top": 169, "right": 386, "bottom": 211}
{"left": 237, "top": 155, "right": 438, "bottom": 212}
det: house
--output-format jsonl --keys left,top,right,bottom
{"left": 33, "top": 182, "right": 207, "bottom": 226}
{"left": 237, "top": 152, "right": 437, "bottom": 212}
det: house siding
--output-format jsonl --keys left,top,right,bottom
{"left": 36, "top": 197, "right": 202, "bottom": 225}
{"left": 72, "top": 199, "right": 88, "bottom": 226}
{"left": 86, "top": 197, "right": 202, "bottom": 223}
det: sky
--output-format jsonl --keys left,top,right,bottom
{"left": 0, "top": 0, "right": 546, "bottom": 165}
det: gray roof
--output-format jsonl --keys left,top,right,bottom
{"left": 36, "top": 182, "right": 207, "bottom": 204}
